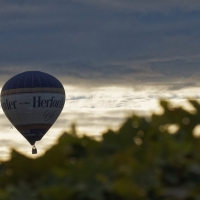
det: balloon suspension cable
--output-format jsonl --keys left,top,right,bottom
{"left": 32, "top": 144, "right": 37, "bottom": 154}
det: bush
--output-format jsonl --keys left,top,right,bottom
{"left": 1, "top": 100, "right": 200, "bottom": 200}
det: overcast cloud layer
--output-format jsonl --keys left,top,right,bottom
{"left": 0, "top": 1, "right": 200, "bottom": 159}
{"left": 0, "top": 0, "right": 200, "bottom": 89}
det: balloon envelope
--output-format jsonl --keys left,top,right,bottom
{"left": 0, "top": 71, "right": 65, "bottom": 149}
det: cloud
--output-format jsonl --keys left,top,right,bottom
{"left": 0, "top": 1, "right": 199, "bottom": 90}
{"left": 1, "top": 0, "right": 200, "bottom": 160}
{"left": 0, "top": 84, "right": 198, "bottom": 160}
{"left": 1, "top": 58, "right": 199, "bottom": 91}
{"left": 81, "top": 0, "right": 200, "bottom": 12}
{"left": 0, "top": 1, "right": 199, "bottom": 58}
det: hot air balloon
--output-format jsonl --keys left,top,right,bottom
{"left": 0, "top": 71, "right": 65, "bottom": 154}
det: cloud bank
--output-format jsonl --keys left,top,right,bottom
{"left": 0, "top": 0, "right": 199, "bottom": 90}
{"left": 0, "top": 1, "right": 200, "bottom": 159}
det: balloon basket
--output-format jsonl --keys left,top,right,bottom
{"left": 32, "top": 145, "right": 37, "bottom": 154}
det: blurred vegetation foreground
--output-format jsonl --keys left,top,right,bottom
{"left": 2, "top": 100, "right": 200, "bottom": 200}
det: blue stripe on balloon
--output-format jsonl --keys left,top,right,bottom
{"left": 1, "top": 87, "right": 64, "bottom": 95}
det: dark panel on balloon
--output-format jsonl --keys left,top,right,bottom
{"left": 32, "top": 72, "right": 41, "bottom": 88}
{"left": 37, "top": 72, "right": 49, "bottom": 87}
{"left": 16, "top": 73, "right": 27, "bottom": 89}
{"left": 24, "top": 73, "right": 33, "bottom": 88}
{"left": 8, "top": 74, "right": 22, "bottom": 90}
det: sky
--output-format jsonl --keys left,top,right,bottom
{"left": 0, "top": 0, "right": 200, "bottom": 159}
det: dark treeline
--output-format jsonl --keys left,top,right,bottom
{"left": 0, "top": 100, "right": 200, "bottom": 200}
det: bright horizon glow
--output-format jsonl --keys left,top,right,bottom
{"left": 0, "top": 85, "right": 199, "bottom": 160}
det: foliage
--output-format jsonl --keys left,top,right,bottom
{"left": 1, "top": 100, "right": 200, "bottom": 199}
